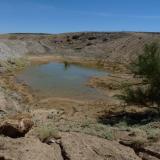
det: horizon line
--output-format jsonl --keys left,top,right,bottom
{"left": 1, "top": 30, "right": 160, "bottom": 35}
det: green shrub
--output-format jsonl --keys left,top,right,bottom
{"left": 117, "top": 86, "right": 148, "bottom": 105}
{"left": 118, "top": 42, "right": 160, "bottom": 107}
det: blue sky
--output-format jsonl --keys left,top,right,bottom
{"left": 0, "top": 0, "right": 160, "bottom": 33}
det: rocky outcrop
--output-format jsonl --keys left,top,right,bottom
{"left": 0, "top": 87, "right": 26, "bottom": 116}
{"left": 0, "top": 136, "right": 63, "bottom": 160}
{"left": 0, "top": 131, "right": 142, "bottom": 160}
{"left": 0, "top": 114, "right": 33, "bottom": 138}
{"left": 120, "top": 140, "right": 160, "bottom": 160}
{"left": 31, "top": 109, "right": 63, "bottom": 124}
{"left": 59, "top": 132, "right": 141, "bottom": 160}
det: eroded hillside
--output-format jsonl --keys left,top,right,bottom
{"left": 0, "top": 32, "right": 159, "bottom": 63}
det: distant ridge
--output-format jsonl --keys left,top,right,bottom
{"left": 0, "top": 32, "right": 160, "bottom": 64}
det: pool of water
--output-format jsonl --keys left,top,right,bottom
{"left": 17, "top": 62, "right": 108, "bottom": 100}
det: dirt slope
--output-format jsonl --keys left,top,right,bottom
{"left": 0, "top": 32, "right": 160, "bottom": 63}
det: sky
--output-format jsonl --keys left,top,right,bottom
{"left": 0, "top": 0, "right": 160, "bottom": 33}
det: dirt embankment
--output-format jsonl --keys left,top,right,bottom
{"left": 0, "top": 32, "right": 160, "bottom": 63}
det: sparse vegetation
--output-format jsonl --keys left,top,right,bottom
{"left": 8, "top": 35, "right": 17, "bottom": 40}
{"left": 140, "top": 124, "right": 160, "bottom": 142}
{"left": 88, "top": 36, "right": 96, "bottom": 40}
{"left": 35, "top": 125, "right": 61, "bottom": 143}
{"left": 72, "top": 35, "right": 80, "bottom": 40}
{"left": 54, "top": 120, "right": 116, "bottom": 140}
{"left": 0, "top": 57, "right": 28, "bottom": 73}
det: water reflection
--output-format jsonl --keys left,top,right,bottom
{"left": 17, "top": 62, "right": 108, "bottom": 100}
{"left": 63, "top": 61, "right": 70, "bottom": 70}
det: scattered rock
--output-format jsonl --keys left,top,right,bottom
{"left": 31, "top": 109, "right": 61, "bottom": 124}
{"left": 0, "top": 88, "right": 25, "bottom": 115}
{"left": 120, "top": 139, "right": 160, "bottom": 160}
{"left": 0, "top": 115, "right": 33, "bottom": 138}
{"left": 0, "top": 67, "right": 6, "bottom": 73}
{"left": 0, "top": 136, "right": 63, "bottom": 160}
{"left": 139, "top": 152, "right": 160, "bottom": 160}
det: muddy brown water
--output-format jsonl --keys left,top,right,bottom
{"left": 16, "top": 62, "right": 108, "bottom": 100}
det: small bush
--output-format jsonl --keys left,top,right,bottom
{"left": 88, "top": 36, "right": 96, "bottom": 40}
{"left": 141, "top": 126, "right": 160, "bottom": 142}
{"left": 35, "top": 125, "right": 60, "bottom": 143}
{"left": 103, "top": 130, "right": 115, "bottom": 140}
{"left": 118, "top": 42, "right": 160, "bottom": 108}
{"left": 72, "top": 35, "right": 80, "bottom": 40}
{"left": 117, "top": 86, "right": 148, "bottom": 105}
{"left": 55, "top": 120, "right": 117, "bottom": 140}
{"left": 147, "top": 130, "right": 160, "bottom": 142}
{"left": 86, "top": 43, "right": 92, "bottom": 46}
